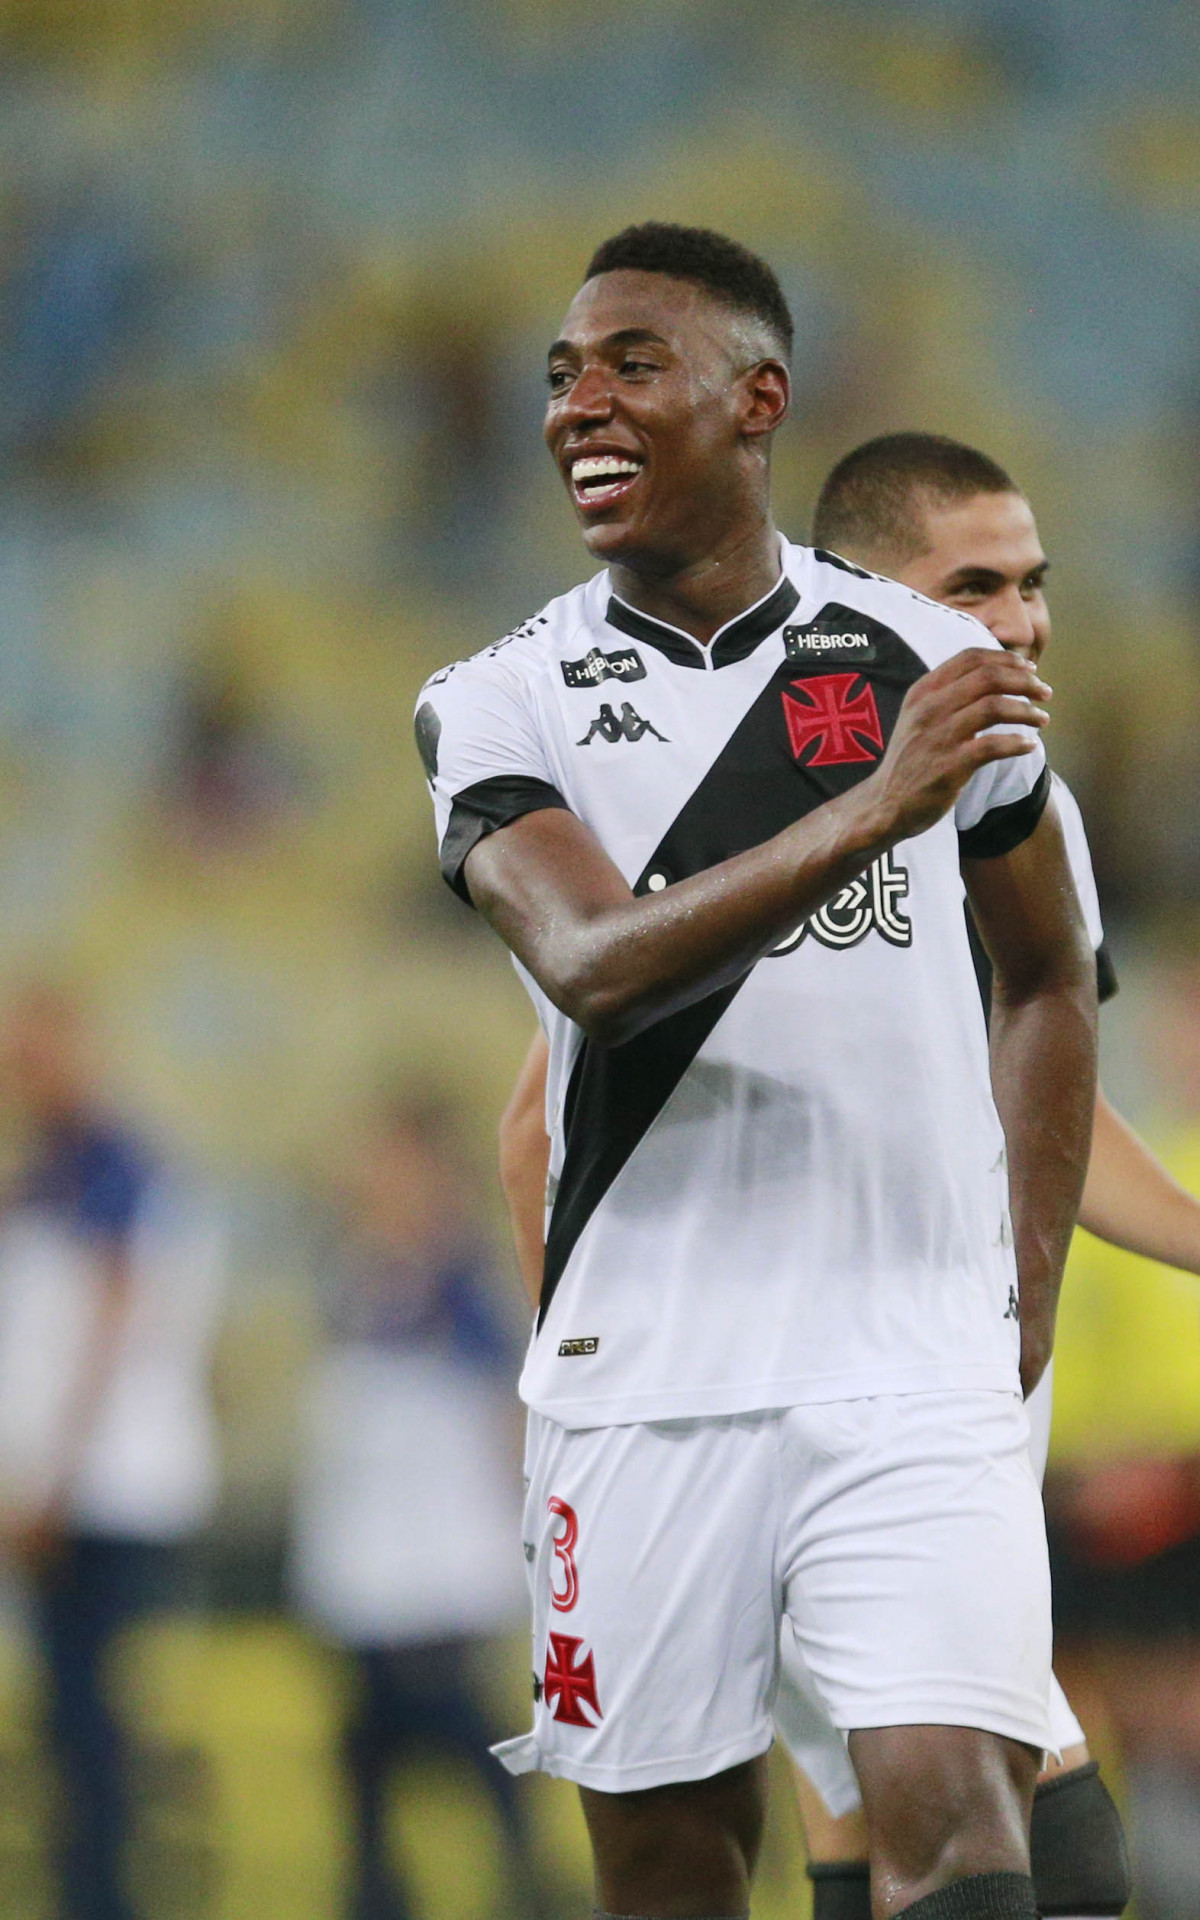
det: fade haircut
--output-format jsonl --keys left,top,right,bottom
{"left": 812, "top": 432, "right": 1021, "bottom": 568}
{"left": 585, "top": 222, "right": 794, "bottom": 362}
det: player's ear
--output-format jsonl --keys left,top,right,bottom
{"left": 739, "top": 358, "right": 790, "bottom": 440}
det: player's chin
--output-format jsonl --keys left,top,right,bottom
{"left": 576, "top": 511, "right": 643, "bottom": 561}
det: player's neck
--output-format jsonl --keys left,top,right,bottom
{"left": 608, "top": 522, "right": 783, "bottom": 647}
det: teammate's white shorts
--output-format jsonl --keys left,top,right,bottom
{"left": 773, "top": 1360, "right": 1084, "bottom": 1819}
{"left": 493, "top": 1391, "right": 1052, "bottom": 1792}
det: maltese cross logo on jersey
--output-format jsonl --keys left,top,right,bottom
{"left": 543, "top": 1633, "right": 602, "bottom": 1727}
{"left": 782, "top": 673, "right": 884, "bottom": 767}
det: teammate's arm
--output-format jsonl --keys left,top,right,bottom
{"left": 1081, "top": 1089, "right": 1200, "bottom": 1271}
{"left": 464, "top": 648, "right": 1050, "bottom": 1046}
{"left": 964, "top": 802, "right": 1098, "bottom": 1398}
{"left": 499, "top": 1030, "right": 551, "bottom": 1309}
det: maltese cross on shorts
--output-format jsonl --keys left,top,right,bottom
{"left": 544, "top": 1632, "right": 603, "bottom": 1727}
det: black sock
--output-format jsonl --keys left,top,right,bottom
{"left": 808, "top": 1859, "right": 872, "bottom": 1920}
{"left": 897, "top": 1872, "right": 1037, "bottom": 1920}
{"left": 1032, "top": 1761, "right": 1131, "bottom": 1916}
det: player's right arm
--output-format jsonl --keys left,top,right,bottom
{"left": 461, "top": 648, "right": 1050, "bottom": 1046}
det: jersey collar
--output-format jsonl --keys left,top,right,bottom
{"left": 605, "top": 573, "right": 800, "bottom": 670}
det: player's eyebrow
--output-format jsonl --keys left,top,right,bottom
{"left": 943, "top": 560, "right": 1049, "bottom": 591}
{"left": 942, "top": 566, "right": 1007, "bottom": 591}
{"left": 547, "top": 327, "right": 671, "bottom": 363}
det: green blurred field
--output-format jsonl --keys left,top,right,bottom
{"left": 0, "top": 1615, "right": 814, "bottom": 1920}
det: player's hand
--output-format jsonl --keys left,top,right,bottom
{"left": 1019, "top": 1316, "right": 1054, "bottom": 1400}
{"left": 862, "top": 648, "right": 1050, "bottom": 844}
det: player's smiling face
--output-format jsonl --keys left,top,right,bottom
{"left": 898, "top": 490, "right": 1051, "bottom": 664}
{"left": 544, "top": 270, "right": 781, "bottom": 573}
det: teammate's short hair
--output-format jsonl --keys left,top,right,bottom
{"left": 812, "top": 432, "right": 1021, "bottom": 568}
{"left": 585, "top": 222, "right": 794, "bottom": 361}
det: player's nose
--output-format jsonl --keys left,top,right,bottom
{"left": 557, "top": 363, "right": 618, "bottom": 427}
{"left": 989, "top": 588, "right": 1039, "bottom": 659}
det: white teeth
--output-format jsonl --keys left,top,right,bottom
{"left": 572, "top": 455, "right": 641, "bottom": 483}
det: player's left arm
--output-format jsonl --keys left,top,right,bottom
{"left": 1045, "top": 774, "right": 1200, "bottom": 1272}
{"left": 1081, "top": 1090, "right": 1200, "bottom": 1272}
{"left": 498, "top": 1030, "right": 551, "bottom": 1310}
{"left": 963, "top": 798, "right": 1098, "bottom": 1397}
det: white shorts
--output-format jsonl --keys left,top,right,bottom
{"left": 774, "top": 1359, "right": 1084, "bottom": 1819}
{"left": 493, "top": 1391, "right": 1052, "bottom": 1792}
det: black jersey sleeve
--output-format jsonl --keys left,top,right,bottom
{"left": 440, "top": 775, "right": 572, "bottom": 903}
{"left": 958, "top": 764, "right": 1051, "bottom": 860}
{"left": 1096, "top": 940, "right": 1118, "bottom": 1004}
{"left": 416, "top": 639, "right": 570, "bottom": 905}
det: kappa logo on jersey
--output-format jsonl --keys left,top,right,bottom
{"left": 578, "top": 702, "right": 669, "bottom": 746}
{"left": 784, "top": 625, "right": 877, "bottom": 664}
{"left": 769, "top": 849, "right": 911, "bottom": 955}
{"left": 543, "top": 1633, "right": 602, "bottom": 1727}
{"left": 562, "top": 646, "right": 646, "bottom": 689}
{"left": 782, "top": 673, "right": 884, "bottom": 767}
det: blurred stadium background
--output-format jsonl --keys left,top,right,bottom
{"left": 0, "top": 0, "right": 1198, "bottom": 1915}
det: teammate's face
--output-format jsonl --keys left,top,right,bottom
{"left": 544, "top": 270, "right": 785, "bottom": 572}
{"left": 897, "top": 491, "right": 1051, "bottom": 664}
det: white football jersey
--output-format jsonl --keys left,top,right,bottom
{"left": 417, "top": 540, "right": 1056, "bottom": 1429}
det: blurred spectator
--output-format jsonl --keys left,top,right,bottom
{"left": 0, "top": 180, "right": 164, "bottom": 476}
{"left": 1047, "top": 959, "right": 1200, "bottom": 1920}
{"left": 0, "top": 983, "right": 227, "bottom": 1920}
{"left": 289, "top": 1096, "right": 545, "bottom": 1920}
{"left": 163, "top": 637, "right": 312, "bottom": 855}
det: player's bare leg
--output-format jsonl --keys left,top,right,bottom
{"left": 795, "top": 1738, "right": 1088, "bottom": 1861}
{"left": 795, "top": 1736, "right": 1133, "bottom": 1920}
{"left": 793, "top": 1770, "right": 869, "bottom": 1860}
{"left": 579, "top": 1756, "right": 765, "bottom": 1918}
{"left": 849, "top": 1725, "right": 1038, "bottom": 1918}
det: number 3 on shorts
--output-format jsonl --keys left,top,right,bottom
{"left": 547, "top": 1496, "right": 579, "bottom": 1612}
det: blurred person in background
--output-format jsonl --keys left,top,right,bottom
{"left": 1046, "top": 956, "right": 1200, "bottom": 1920}
{"left": 289, "top": 1095, "right": 548, "bottom": 1920}
{"left": 497, "top": 431, "right": 1200, "bottom": 1920}
{"left": 0, "top": 983, "right": 227, "bottom": 1920}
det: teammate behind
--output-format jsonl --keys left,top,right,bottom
{"left": 784, "top": 434, "right": 1154, "bottom": 1920}
{"left": 420, "top": 225, "right": 1097, "bottom": 1920}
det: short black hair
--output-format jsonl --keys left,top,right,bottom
{"left": 812, "top": 432, "right": 1021, "bottom": 566}
{"left": 585, "top": 222, "right": 793, "bottom": 361}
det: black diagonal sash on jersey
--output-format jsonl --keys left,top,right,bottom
{"left": 539, "top": 609, "right": 927, "bottom": 1325}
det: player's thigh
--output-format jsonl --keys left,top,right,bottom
{"left": 517, "top": 1408, "right": 781, "bottom": 1792}
{"left": 579, "top": 1753, "right": 768, "bottom": 1916}
{"left": 849, "top": 1721, "right": 1038, "bottom": 1896}
{"left": 781, "top": 1390, "right": 1052, "bottom": 1757}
